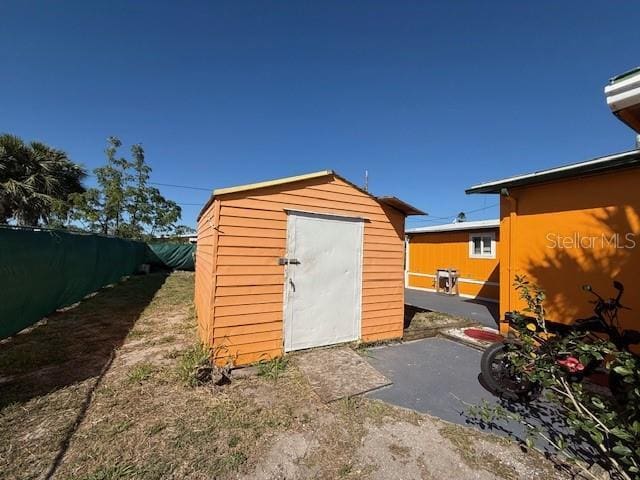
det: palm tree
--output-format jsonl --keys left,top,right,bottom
{"left": 0, "top": 134, "right": 86, "bottom": 226}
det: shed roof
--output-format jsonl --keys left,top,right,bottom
{"left": 406, "top": 219, "right": 499, "bottom": 234}
{"left": 465, "top": 149, "right": 640, "bottom": 194}
{"left": 198, "top": 170, "right": 426, "bottom": 219}
{"left": 375, "top": 196, "right": 425, "bottom": 216}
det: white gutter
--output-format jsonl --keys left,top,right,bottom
{"left": 605, "top": 69, "right": 640, "bottom": 112}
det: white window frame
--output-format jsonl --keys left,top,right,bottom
{"left": 468, "top": 231, "right": 496, "bottom": 259}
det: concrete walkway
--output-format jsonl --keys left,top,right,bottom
{"left": 405, "top": 288, "right": 499, "bottom": 329}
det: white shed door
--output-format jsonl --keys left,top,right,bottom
{"left": 284, "top": 211, "right": 364, "bottom": 352}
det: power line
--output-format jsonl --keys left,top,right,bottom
{"left": 408, "top": 214, "right": 451, "bottom": 221}
{"left": 148, "top": 182, "right": 211, "bottom": 191}
{"left": 407, "top": 203, "right": 498, "bottom": 225}
{"left": 84, "top": 173, "right": 212, "bottom": 192}
{"left": 465, "top": 203, "right": 499, "bottom": 215}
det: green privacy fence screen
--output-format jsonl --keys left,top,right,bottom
{"left": 0, "top": 227, "right": 148, "bottom": 339}
{"left": 146, "top": 243, "right": 196, "bottom": 271}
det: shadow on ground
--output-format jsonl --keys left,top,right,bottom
{"left": 0, "top": 272, "right": 167, "bottom": 408}
{"left": 462, "top": 387, "right": 599, "bottom": 464}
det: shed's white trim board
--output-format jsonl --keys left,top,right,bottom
{"left": 215, "top": 170, "right": 333, "bottom": 196}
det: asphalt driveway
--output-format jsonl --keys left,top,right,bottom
{"left": 365, "top": 337, "right": 498, "bottom": 424}
{"left": 364, "top": 337, "right": 591, "bottom": 457}
{"left": 405, "top": 288, "right": 499, "bottom": 329}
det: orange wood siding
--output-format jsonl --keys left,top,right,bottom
{"left": 407, "top": 229, "right": 499, "bottom": 301}
{"left": 194, "top": 198, "right": 219, "bottom": 345}
{"left": 499, "top": 168, "right": 640, "bottom": 334}
{"left": 195, "top": 174, "right": 406, "bottom": 366}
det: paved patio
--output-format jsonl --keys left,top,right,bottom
{"left": 364, "top": 337, "right": 590, "bottom": 457}
{"left": 366, "top": 337, "right": 499, "bottom": 425}
{"left": 405, "top": 288, "right": 499, "bottom": 329}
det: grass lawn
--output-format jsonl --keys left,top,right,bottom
{"left": 1, "top": 272, "right": 572, "bottom": 480}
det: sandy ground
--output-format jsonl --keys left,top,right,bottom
{"left": 1, "top": 272, "right": 578, "bottom": 480}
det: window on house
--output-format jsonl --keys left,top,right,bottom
{"left": 469, "top": 233, "right": 495, "bottom": 258}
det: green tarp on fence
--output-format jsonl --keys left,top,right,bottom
{"left": 146, "top": 243, "right": 196, "bottom": 271}
{"left": 0, "top": 227, "right": 148, "bottom": 339}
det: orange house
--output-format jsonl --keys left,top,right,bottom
{"left": 195, "top": 170, "right": 424, "bottom": 366}
{"left": 405, "top": 220, "right": 500, "bottom": 302}
{"left": 467, "top": 150, "right": 640, "bottom": 334}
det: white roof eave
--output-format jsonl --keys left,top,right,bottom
{"left": 466, "top": 150, "right": 640, "bottom": 194}
{"left": 406, "top": 219, "right": 499, "bottom": 234}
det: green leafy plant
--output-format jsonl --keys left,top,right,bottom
{"left": 0, "top": 133, "right": 86, "bottom": 226}
{"left": 70, "top": 136, "right": 183, "bottom": 239}
{"left": 511, "top": 274, "right": 548, "bottom": 331}
{"left": 471, "top": 276, "right": 640, "bottom": 480}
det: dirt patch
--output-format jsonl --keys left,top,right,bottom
{"left": 1, "top": 271, "right": 575, "bottom": 480}
{"left": 239, "top": 432, "right": 317, "bottom": 480}
{"left": 438, "top": 422, "right": 574, "bottom": 480}
{"left": 354, "top": 418, "right": 568, "bottom": 480}
{"left": 404, "top": 306, "right": 472, "bottom": 330}
{"left": 403, "top": 306, "right": 473, "bottom": 341}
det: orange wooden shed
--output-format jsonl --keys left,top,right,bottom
{"left": 195, "top": 170, "right": 424, "bottom": 366}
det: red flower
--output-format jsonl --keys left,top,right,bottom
{"left": 557, "top": 356, "right": 585, "bottom": 373}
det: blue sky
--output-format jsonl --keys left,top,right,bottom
{"left": 2, "top": 1, "right": 639, "bottom": 229}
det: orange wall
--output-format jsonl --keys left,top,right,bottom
{"left": 499, "top": 168, "right": 640, "bottom": 333}
{"left": 407, "top": 230, "right": 499, "bottom": 301}
{"left": 194, "top": 199, "right": 218, "bottom": 344}
{"left": 195, "top": 174, "right": 406, "bottom": 366}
